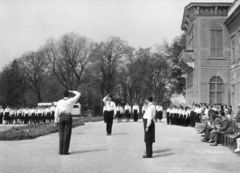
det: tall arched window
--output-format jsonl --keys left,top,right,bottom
{"left": 209, "top": 76, "right": 223, "bottom": 105}
{"left": 210, "top": 24, "right": 223, "bottom": 57}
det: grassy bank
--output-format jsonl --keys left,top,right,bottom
{"left": 0, "top": 117, "right": 103, "bottom": 141}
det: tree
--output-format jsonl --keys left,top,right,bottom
{"left": 162, "top": 33, "right": 186, "bottom": 95}
{"left": 18, "top": 50, "right": 49, "bottom": 102}
{"left": 43, "top": 32, "right": 95, "bottom": 90}
{"left": 93, "top": 36, "right": 133, "bottom": 97}
{"left": 0, "top": 60, "right": 27, "bottom": 107}
{"left": 143, "top": 53, "right": 172, "bottom": 106}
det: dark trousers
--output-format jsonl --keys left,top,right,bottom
{"left": 143, "top": 119, "right": 155, "bottom": 157}
{"left": 103, "top": 111, "right": 107, "bottom": 123}
{"left": 133, "top": 110, "right": 138, "bottom": 121}
{"left": 106, "top": 111, "right": 113, "bottom": 134}
{"left": 24, "top": 114, "right": 29, "bottom": 124}
{"left": 169, "top": 113, "right": 173, "bottom": 125}
{"left": 145, "top": 142, "right": 153, "bottom": 157}
{"left": 190, "top": 111, "right": 195, "bottom": 127}
{"left": 0, "top": 114, "right": 2, "bottom": 124}
{"left": 59, "top": 115, "right": 72, "bottom": 154}
{"left": 204, "top": 126, "right": 213, "bottom": 140}
{"left": 166, "top": 112, "right": 169, "bottom": 124}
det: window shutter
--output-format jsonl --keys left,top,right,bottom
{"left": 210, "top": 26, "right": 223, "bottom": 57}
{"left": 211, "top": 31, "right": 217, "bottom": 56}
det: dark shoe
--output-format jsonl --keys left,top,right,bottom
{"left": 142, "top": 155, "right": 152, "bottom": 158}
{"left": 201, "top": 138, "right": 208, "bottom": 142}
{"left": 63, "top": 152, "right": 70, "bottom": 155}
{"left": 210, "top": 143, "right": 218, "bottom": 146}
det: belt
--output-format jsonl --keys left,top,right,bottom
{"left": 60, "top": 113, "right": 71, "bottom": 116}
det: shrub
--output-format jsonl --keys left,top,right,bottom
{"left": 0, "top": 117, "right": 103, "bottom": 141}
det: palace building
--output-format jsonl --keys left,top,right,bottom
{"left": 179, "top": 0, "right": 240, "bottom": 112}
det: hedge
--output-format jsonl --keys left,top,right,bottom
{"left": 0, "top": 117, "right": 103, "bottom": 141}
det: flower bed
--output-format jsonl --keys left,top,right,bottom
{"left": 0, "top": 117, "right": 103, "bottom": 141}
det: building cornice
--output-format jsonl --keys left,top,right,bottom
{"left": 225, "top": 3, "right": 240, "bottom": 27}
{"left": 181, "top": 3, "right": 231, "bottom": 31}
{"left": 228, "top": 0, "right": 240, "bottom": 17}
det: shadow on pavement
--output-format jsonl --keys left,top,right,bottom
{"left": 74, "top": 132, "right": 85, "bottom": 135}
{"left": 71, "top": 149, "right": 107, "bottom": 154}
{"left": 153, "top": 153, "right": 175, "bottom": 158}
{"left": 111, "top": 133, "right": 128, "bottom": 136}
{"left": 153, "top": 148, "right": 171, "bottom": 153}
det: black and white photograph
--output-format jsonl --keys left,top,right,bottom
{"left": 1, "top": 0, "right": 240, "bottom": 172}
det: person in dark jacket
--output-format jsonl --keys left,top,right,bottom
{"left": 210, "top": 111, "right": 230, "bottom": 146}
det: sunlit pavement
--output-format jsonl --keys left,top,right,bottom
{"left": 0, "top": 118, "right": 240, "bottom": 173}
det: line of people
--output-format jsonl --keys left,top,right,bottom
{"left": 0, "top": 105, "right": 56, "bottom": 125}
{"left": 103, "top": 102, "right": 163, "bottom": 123}
{"left": 165, "top": 103, "right": 223, "bottom": 127}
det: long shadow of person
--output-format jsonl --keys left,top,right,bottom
{"left": 70, "top": 149, "right": 107, "bottom": 155}
{"left": 111, "top": 133, "right": 129, "bottom": 136}
{"left": 152, "top": 148, "right": 175, "bottom": 158}
{"left": 153, "top": 148, "right": 171, "bottom": 153}
{"left": 153, "top": 152, "right": 175, "bottom": 158}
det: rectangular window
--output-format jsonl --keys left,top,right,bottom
{"left": 211, "top": 30, "right": 223, "bottom": 57}
{"left": 217, "top": 83, "right": 223, "bottom": 91}
{"left": 210, "top": 91, "right": 215, "bottom": 99}
{"left": 210, "top": 84, "right": 215, "bottom": 91}
{"left": 187, "top": 73, "right": 193, "bottom": 89}
{"left": 209, "top": 98, "right": 215, "bottom": 105}
{"left": 217, "top": 92, "right": 222, "bottom": 99}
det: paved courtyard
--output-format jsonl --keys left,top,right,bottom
{"left": 0, "top": 119, "right": 240, "bottom": 173}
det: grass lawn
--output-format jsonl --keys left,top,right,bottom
{"left": 0, "top": 117, "right": 103, "bottom": 141}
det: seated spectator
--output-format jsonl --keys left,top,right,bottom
{"left": 210, "top": 111, "right": 231, "bottom": 146}
{"left": 201, "top": 111, "right": 221, "bottom": 142}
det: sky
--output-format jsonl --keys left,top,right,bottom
{"left": 0, "top": 0, "right": 233, "bottom": 71}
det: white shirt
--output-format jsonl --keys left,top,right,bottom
{"left": 4, "top": 108, "right": 10, "bottom": 114}
{"left": 103, "top": 106, "right": 106, "bottom": 114}
{"left": 37, "top": 109, "right": 42, "bottom": 114}
{"left": 116, "top": 106, "right": 123, "bottom": 114}
{"left": 103, "top": 96, "right": 116, "bottom": 115}
{"left": 142, "top": 105, "right": 148, "bottom": 113}
{"left": 132, "top": 105, "right": 139, "bottom": 114}
{"left": 50, "top": 106, "right": 55, "bottom": 112}
{"left": 204, "top": 108, "right": 209, "bottom": 117}
{"left": 156, "top": 105, "right": 163, "bottom": 112}
{"left": 124, "top": 105, "right": 131, "bottom": 113}
{"left": 166, "top": 108, "right": 170, "bottom": 113}
{"left": 54, "top": 91, "right": 81, "bottom": 123}
{"left": 143, "top": 103, "right": 156, "bottom": 127}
